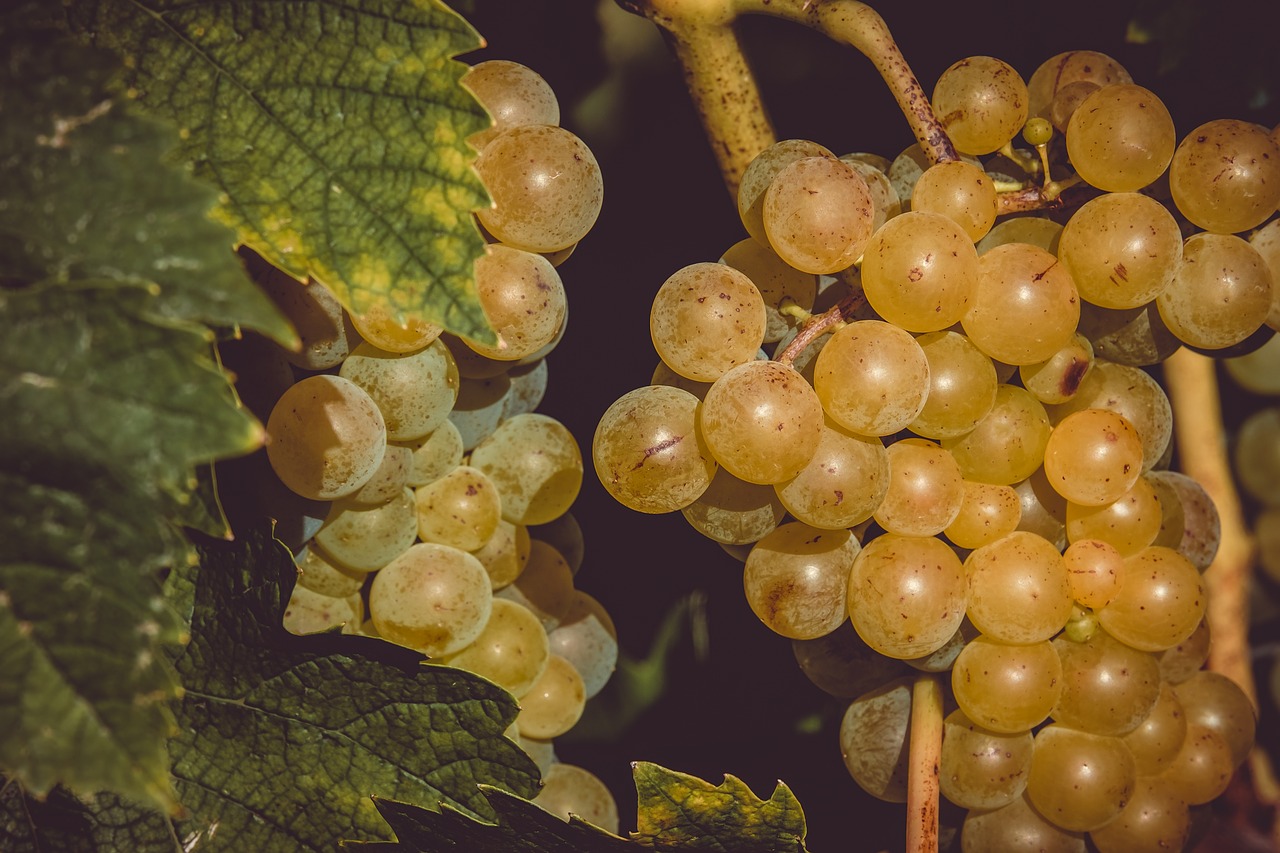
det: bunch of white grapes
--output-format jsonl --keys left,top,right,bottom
{"left": 594, "top": 48, "right": 1279, "bottom": 851}
{"left": 230, "top": 60, "right": 618, "bottom": 834}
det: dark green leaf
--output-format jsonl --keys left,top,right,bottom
{"left": 0, "top": 281, "right": 261, "bottom": 503}
{"left": 632, "top": 763, "right": 809, "bottom": 853}
{"left": 65, "top": 0, "right": 495, "bottom": 342}
{"left": 0, "top": 778, "right": 176, "bottom": 853}
{"left": 0, "top": 461, "right": 187, "bottom": 811}
{"left": 0, "top": 22, "right": 294, "bottom": 346}
{"left": 347, "top": 789, "right": 635, "bottom": 853}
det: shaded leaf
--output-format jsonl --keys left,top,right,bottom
{"left": 0, "top": 778, "right": 176, "bottom": 853}
{"left": 0, "top": 21, "right": 294, "bottom": 346}
{"left": 346, "top": 788, "right": 634, "bottom": 853}
{"left": 633, "top": 762, "right": 808, "bottom": 853}
{"left": 0, "top": 461, "right": 187, "bottom": 811}
{"left": 0, "top": 281, "right": 261, "bottom": 504}
{"left": 64, "top": 0, "right": 495, "bottom": 342}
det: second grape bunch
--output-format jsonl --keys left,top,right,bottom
{"left": 595, "top": 48, "right": 1276, "bottom": 852}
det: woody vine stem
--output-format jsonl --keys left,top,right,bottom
{"left": 615, "top": 0, "right": 1265, "bottom": 849}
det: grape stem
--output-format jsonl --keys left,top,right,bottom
{"left": 773, "top": 282, "right": 865, "bottom": 367}
{"left": 907, "top": 674, "right": 943, "bottom": 853}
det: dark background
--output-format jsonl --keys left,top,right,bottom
{"left": 455, "top": 2, "right": 1280, "bottom": 850}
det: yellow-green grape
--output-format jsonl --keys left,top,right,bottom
{"left": 1042, "top": 409, "right": 1144, "bottom": 506}
{"left": 532, "top": 763, "right": 620, "bottom": 836}
{"left": 547, "top": 591, "right": 618, "bottom": 699}
{"left": 944, "top": 481, "right": 1021, "bottom": 550}
{"left": 1051, "top": 629, "right": 1161, "bottom": 736}
{"left": 961, "top": 792, "right": 1087, "bottom": 853}
{"left": 1076, "top": 301, "right": 1183, "bottom": 368}
{"left": 888, "top": 143, "right": 981, "bottom": 210}
{"left": 1251, "top": 219, "right": 1280, "bottom": 329}
{"left": 1097, "top": 546, "right": 1206, "bottom": 652}
{"left": 1014, "top": 469, "right": 1070, "bottom": 551}
{"left": 649, "top": 262, "right": 767, "bottom": 382}
{"left": 339, "top": 339, "right": 459, "bottom": 442}
{"left": 683, "top": 466, "right": 786, "bottom": 544}
{"left": 774, "top": 418, "right": 889, "bottom": 530}
{"left": 462, "top": 60, "right": 560, "bottom": 151}
{"left": 943, "top": 384, "right": 1052, "bottom": 486}
{"left": 976, "top": 216, "right": 1062, "bottom": 256}
{"left": 471, "top": 413, "right": 583, "bottom": 525}
{"left": 496, "top": 540, "right": 576, "bottom": 631}
{"left": 1058, "top": 192, "right": 1183, "bottom": 309}
{"left": 1065, "top": 475, "right": 1162, "bottom": 555}
{"left": 1027, "top": 50, "right": 1132, "bottom": 121}
{"left": 1157, "top": 232, "right": 1273, "bottom": 350}
{"left": 512, "top": 728, "right": 557, "bottom": 777}
{"left": 792, "top": 621, "right": 908, "bottom": 699}
{"left": 1158, "top": 619, "right": 1211, "bottom": 685}
{"left": 266, "top": 374, "right": 387, "bottom": 501}
{"left": 295, "top": 547, "right": 365, "bottom": 598}
{"left": 860, "top": 211, "right": 980, "bottom": 332}
{"left": 349, "top": 303, "right": 443, "bottom": 355}
{"left": 763, "top": 156, "right": 875, "bottom": 274}
{"left": 1170, "top": 119, "right": 1280, "bottom": 234}
{"left": 1066, "top": 84, "right": 1175, "bottom": 192}
{"left": 1019, "top": 333, "right": 1093, "bottom": 406}
{"left": 839, "top": 678, "right": 913, "bottom": 803}
{"left": 1225, "top": 332, "right": 1280, "bottom": 394}
{"left": 1174, "top": 670, "right": 1257, "bottom": 768}
{"left": 848, "top": 534, "right": 966, "bottom": 659}
{"left": 442, "top": 598, "right": 549, "bottom": 697}
{"left": 940, "top": 709, "right": 1034, "bottom": 810}
{"left": 839, "top": 156, "right": 902, "bottom": 233}
{"left": 650, "top": 359, "right": 713, "bottom": 400}
{"left": 1048, "top": 81, "right": 1101, "bottom": 133}
{"left": 909, "top": 162, "right": 998, "bottom": 243}
{"left": 415, "top": 465, "right": 503, "bottom": 552}
{"left": 743, "top": 523, "right": 860, "bottom": 640}
{"left": 404, "top": 421, "right": 464, "bottom": 488}
{"left": 873, "top": 438, "right": 964, "bottom": 537}
{"left": 909, "top": 331, "right": 998, "bottom": 440}
{"left": 1158, "top": 724, "right": 1235, "bottom": 805}
{"left": 1150, "top": 466, "right": 1223, "bottom": 572}
{"left": 249, "top": 259, "right": 355, "bottom": 370}
{"left": 1123, "top": 682, "right": 1188, "bottom": 775}
{"left": 502, "top": 359, "right": 549, "bottom": 420}
{"left": 931, "top": 56, "right": 1029, "bottom": 156}
{"left": 474, "top": 124, "right": 602, "bottom": 253}
{"left": 367, "top": 542, "right": 492, "bottom": 656}
{"left": 1234, "top": 408, "right": 1280, "bottom": 506}
{"left": 815, "top": 320, "right": 930, "bottom": 437}
{"left": 1048, "top": 361, "right": 1172, "bottom": 474}
{"left": 963, "top": 242, "right": 1080, "bottom": 365}
{"left": 1026, "top": 725, "right": 1136, "bottom": 832}
{"left": 462, "top": 245, "right": 566, "bottom": 361}
{"left": 1088, "top": 776, "right": 1191, "bottom": 853}
{"left": 700, "top": 360, "right": 823, "bottom": 484}
{"left": 951, "top": 636, "right": 1061, "bottom": 733}
{"left": 283, "top": 584, "right": 363, "bottom": 636}
{"left": 1062, "top": 538, "right": 1123, "bottom": 608}
{"left": 720, "top": 238, "right": 818, "bottom": 343}
{"left": 738, "top": 139, "right": 835, "bottom": 245}
{"left": 346, "top": 443, "right": 413, "bottom": 507}
{"left": 593, "top": 384, "right": 716, "bottom": 514}
{"left": 965, "top": 531, "right": 1071, "bottom": 644}
{"left": 1022, "top": 117, "right": 1053, "bottom": 146}
{"left": 516, "top": 653, "right": 586, "bottom": 740}
{"left": 313, "top": 487, "right": 418, "bottom": 572}
{"left": 471, "top": 519, "right": 531, "bottom": 590}
{"left": 443, "top": 332, "right": 510, "bottom": 380}
{"left": 530, "top": 512, "right": 584, "bottom": 575}
{"left": 450, "top": 373, "right": 510, "bottom": 452}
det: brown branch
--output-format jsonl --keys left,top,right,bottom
{"left": 774, "top": 283, "right": 865, "bottom": 366}
{"left": 907, "top": 674, "right": 943, "bottom": 853}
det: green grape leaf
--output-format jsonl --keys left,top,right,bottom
{"left": 346, "top": 789, "right": 634, "bottom": 853}
{"left": 0, "top": 779, "right": 176, "bottom": 853}
{"left": 0, "top": 461, "right": 187, "bottom": 812}
{"left": 165, "top": 525, "right": 540, "bottom": 850}
{"left": 0, "top": 281, "right": 261, "bottom": 504}
{"left": 63, "top": 0, "right": 496, "bottom": 342}
{"left": 632, "top": 763, "right": 809, "bottom": 853}
{"left": 0, "top": 21, "right": 295, "bottom": 347}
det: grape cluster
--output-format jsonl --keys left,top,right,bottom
{"left": 594, "top": 48, "right": 1276, "bottom": 850}
{"left": 223, "top": 60, "right": 617, "bottom": 833}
